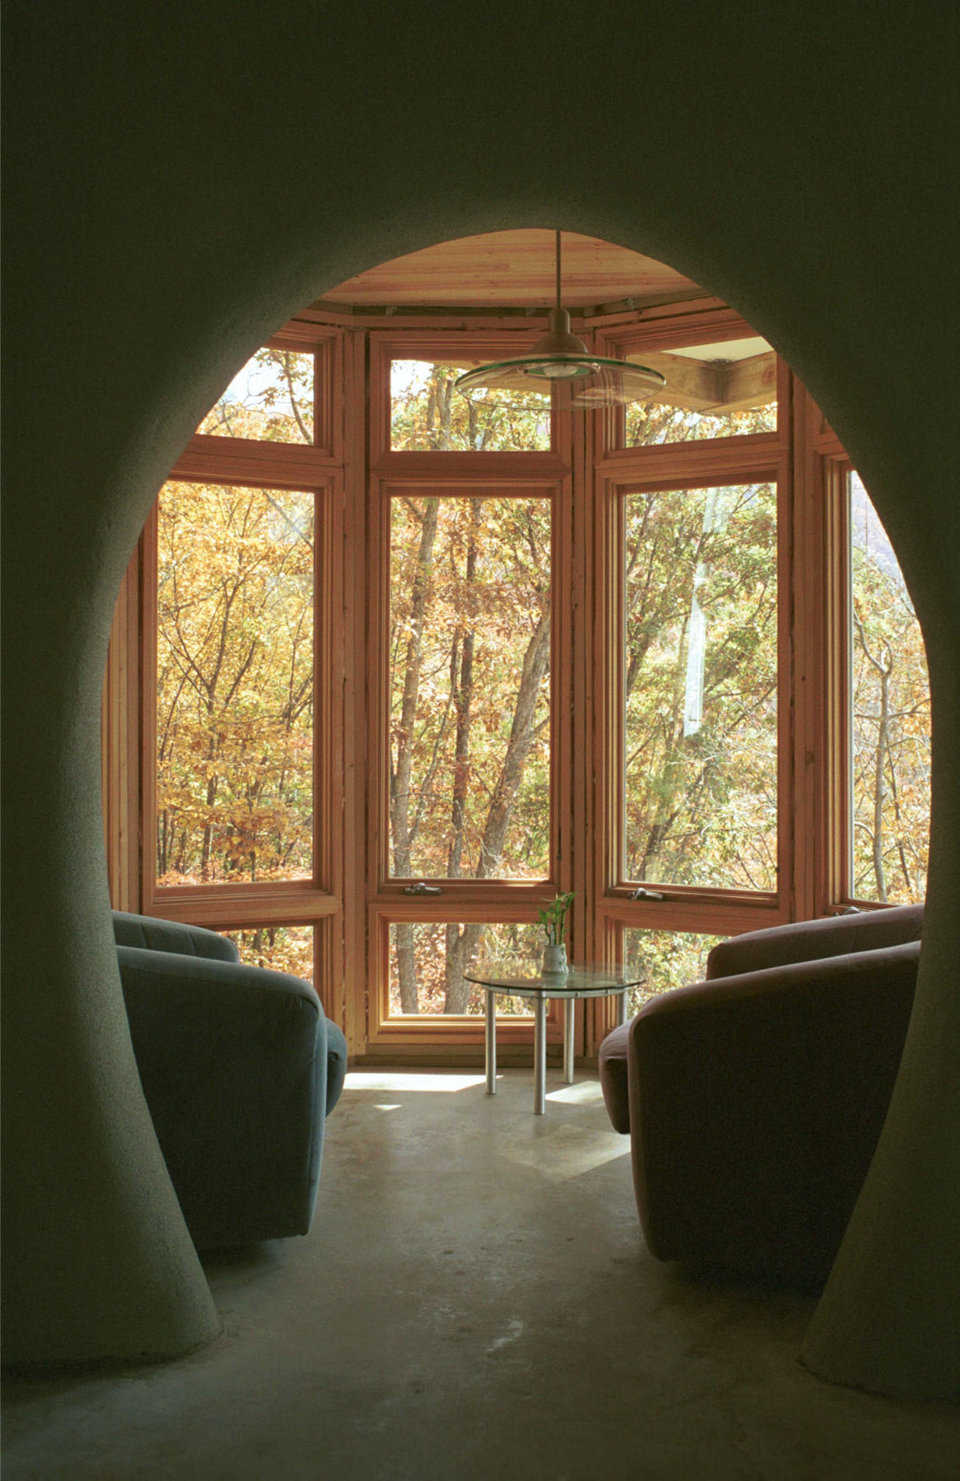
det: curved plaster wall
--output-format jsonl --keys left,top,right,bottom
{"left": 4, "top": 3, "right": 958, "bottom": 1396}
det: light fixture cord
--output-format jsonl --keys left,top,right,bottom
{"left": 555, "top": 229, "right": 562, "bottom": 311}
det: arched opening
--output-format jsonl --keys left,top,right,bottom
{"left": 103, "top": 229, "right": 929, "bottom": 1069}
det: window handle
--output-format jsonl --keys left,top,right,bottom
{"left": 403, "top": 881, "right": 443, "bottom": 896}
{"left": 630, "top": 886, "right": 666, "bottom": 901}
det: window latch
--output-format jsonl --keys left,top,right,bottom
{"left": 630, "top": 886, "right": 665, "bottom": 901}
{"left": 403, "top": 881, "right": 443, "bottom": 896}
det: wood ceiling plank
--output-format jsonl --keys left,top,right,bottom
{"left": 323, "top": 229, "right": 697, "bottom": 308}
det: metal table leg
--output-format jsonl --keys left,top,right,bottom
{"left": 534, "top": 993, "right": 547, "bottom": 1115}
{"left": 563, "top": 997, "right": 575, "bottom": 1083}
{"left": 619, "top": 988, "right": 629, "bottom": 1026}
{"left": 485, "top": 988, "right": 496, "bottom": 1095}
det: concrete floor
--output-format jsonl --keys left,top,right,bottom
{"left": 4, "top": 1067, "right": 958, "bottom": 1480}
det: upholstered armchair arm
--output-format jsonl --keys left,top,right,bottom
{"left": 627, "top": 939, "right": 919, "bottom": 1284}
{"left": 117, "top": 945, "right": 346, "bottom": 1247}
{"left": 112, "top": 909, "right": 240, "bottom": 963}
{"left": 705, "top": 902, "right": 923, "bottom": 981}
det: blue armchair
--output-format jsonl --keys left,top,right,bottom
{"left": 113, "top": 911, "right": 347, "bottom": 1249}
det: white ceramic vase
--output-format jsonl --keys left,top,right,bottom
{"left": 541, "top": 943, "right": 568, "bottom": 974}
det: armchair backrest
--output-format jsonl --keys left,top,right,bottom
{"left": 706, "top": 903, "right": 923, "bottom": 981}
{"left": 111, "top": 910, "right": 240, "bottom": 963}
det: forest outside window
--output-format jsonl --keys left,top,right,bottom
{"left": 389, "top": 359, "right": 551, "bottom": 451}
{"left": 847, "top": 470, "right": 929, "bottom": 904}
{"left": 154, "top": 479, "right": 316, "bottom": 889}
{"left": 388, "top": 919, "right": 542, "bottom": 1017}
{"left": 388, "top": 492, "right": 553, "bottom": 884}
{"left": 222, "top": 924, "right": 316, "bottom": 983}
{"left": 198, "top": 346, "right": 316, "bottom": 444}
{"left": 620, "top": 481, "right": 779, "bottom": 892}
{"left": 620, "top": 928, "right": 725, "bottom": 1015}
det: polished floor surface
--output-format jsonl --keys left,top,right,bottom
{"left": 5, "top": 1068, "right": 958, "bottom": 1480}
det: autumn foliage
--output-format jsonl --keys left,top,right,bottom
{"left": 151, "top": 350, "right": 929, "bottom": 1007}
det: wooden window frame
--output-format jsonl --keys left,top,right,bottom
{"left": 602, "top": 458, "right": 787, "bottom": 904}
{"left": 825, "top": 451, "right": 929, "bottom": 912}
{"left": 369, "top": 477, "right": 570, "bottom": 894}
{"left": 125, "top": 325, "right": 349, "bottom": 1024}
{"left": 365, "top": 470, "right": 574, "bottom": 1046}
{"left": 367, "top": 902, "right": 567, "bottom": 1053}
{"left": 363, "top": 330, "right": 577, "bottom": 1048}
{"left": 594, "top": 307, "right": 782, "bottom": 459}
{"left": 369, "top": 330, "right": 571, "bottom": 473}
{"left": 581, "top": 338, "right": 795, "bottom": 1048}
{"left": 194, "top": 327, "right": 340, "bottom": 457}
{"left": 103, "top": 299, "right": 905, "bottom": 1063}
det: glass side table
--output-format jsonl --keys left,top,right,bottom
{"left": 463, "top": 962, "right": 645, "bottom": 1115}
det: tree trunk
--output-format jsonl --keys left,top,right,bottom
{"left": 395, "top": 922, "right": 419, "bottom": 1014}
{"left": 444, "top": 921, "right": 487, "bottom": 1013}
{"left": 390, "top": 498, "right": 440, "bottom": 1012}
{"left": 446, "top": 520, "right": 478, "bottom": 881}
{"left": 872, "top": 664, "right": 889, "bottom": 900}
{"left": 443, "top": 602, "right": 550, "bottom": 1013}
{"left": 475, "top": 610, "right": 551, "bottom": 881}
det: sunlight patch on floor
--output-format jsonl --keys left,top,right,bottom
{"left": 545, "top": 1080, "right": 605, "bottom": 1105}
{"left": 345, "top": 1071, "right": 487, "bottom": 1094}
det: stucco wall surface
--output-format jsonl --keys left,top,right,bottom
{"left": 3, "top": 0, "right": 958, "bottom": 1396}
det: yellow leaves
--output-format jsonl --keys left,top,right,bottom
{"left": 195, "top": 348, "right": 315, "bottom": 445}
{"left": 155, "top": 482, "right": 315, "bottom": 883}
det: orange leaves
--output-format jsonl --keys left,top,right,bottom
{"left": 154, "top": 482, "right": 314, "bottom": 885}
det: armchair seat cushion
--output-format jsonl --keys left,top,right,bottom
{"left": 598, "top": 1021, "right": 631, "bottom": 1133}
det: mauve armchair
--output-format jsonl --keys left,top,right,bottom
{"left": 599, "top": 905, "right": 923, "bottom": 1286}
{"left": 113, "top": 910, "right": 347, "bottom": 1249}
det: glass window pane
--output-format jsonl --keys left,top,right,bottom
{"left": 389, "top": 495, "right": 551, "bottom": 880}
{"left": 388, "top": 921, "right": 541, "bottom": 1016}
{"left": 198, "top": 348, "right": 314, "bottom": 443}
{"left": 849, "top": 471, "right": 930, "bottom": 903}
{"left": 223, "top": 925, "right": 315, "bottom": 983}
{"left": 623, "top": 483, "right": 778, "bottom": 890}
{"left": 621, "top": 928, "right": 725, "bottom": 1016}
{"left": 624, "top": 338, "right": 776, "bottom": 446}
{"left": 156, "top": 481, "right": 314, "bottom": 886}
{"left": 390, "top": 360, "right": 551, "bottom": 450}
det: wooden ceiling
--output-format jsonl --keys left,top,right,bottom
{"left": 323, "top": 230, "right": 700, "bottom": 310}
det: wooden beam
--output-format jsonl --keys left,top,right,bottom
{"left": 629, "top": 351, "right": 720, "bottom": 411}
{"left": 631, "top": 349, "right": 778, "bottom": 413}
{"left": 717, "top": 352, "right": 778, "bottom": 411}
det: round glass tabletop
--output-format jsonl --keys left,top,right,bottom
{"left": 463, "top": 962, "right": 645, "bottom": 1000}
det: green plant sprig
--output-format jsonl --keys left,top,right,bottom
{"left": 538, "top": 891, "right": 574, "bottom": 945}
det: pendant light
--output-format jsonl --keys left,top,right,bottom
{"left": 455, "top": 231, "right": 666, "bottom": 408}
